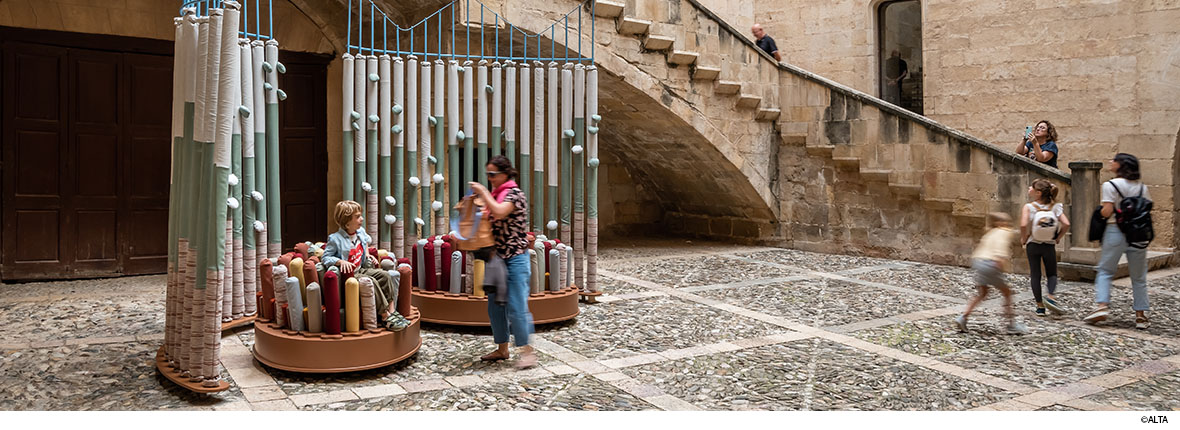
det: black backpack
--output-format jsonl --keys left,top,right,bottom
{"left": 1109, "top": 181, "right": 1153, "bottom": 249}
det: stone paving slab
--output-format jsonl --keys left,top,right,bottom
{"left": 1148, "top": 273, "right": 1180, "bottom": 295}
{"left": 733, "top": 249, "right": 902, "bottom": 273}
{"left": 1081, "top": 370, "right": 1180, "bottom": 411}
{"left": 540, "top": 295, "right": 791, "bottom": 361}
{"left": 265, "top": 326, "right": 561, "bottom": 396}
{"left": 0, "top": 341, "right": 244, "bottom": 410}
{"left": 696, "top": 278, "right": 957, "bottom": 328}
{"left": 595, "top": 238, "right": 767, "bottom": 264}
{"left": 305, "top": 374, "right": 655, "bottom": 411}
{"left": 621, "top": 339, "right": 1013, "bottom": 410}
{"left": 855, "top": 308, "right": 1179, "bottom": 389}
{"left": 0, "top": 275, "right": 165, "bottom": 302}
{"left": 0, "top": 297, "right": 165, "bottom": 343}
{"left": 608, "top": 255, "right": 797, "bottom": 288}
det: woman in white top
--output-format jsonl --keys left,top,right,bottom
{"left": 1084, "top": 153, "right": 1151, "bottom": 329}
{"left": 1020, "top": 179, "right": 1070, "bottom": 317}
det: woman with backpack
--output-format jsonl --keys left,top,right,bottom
{"left": 1085, "top": 153, "right": 1152, "bottom": 329}
{"left": 1021, "top": 179, "right": 1070, "bottom": 317}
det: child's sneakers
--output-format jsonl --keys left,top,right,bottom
{"left": 384, "top": 312, "right": 411, "bottom": 331}
{"left": 1082, "top": 307, "right": 1110, "bottom": 325}
{"left": 1044, "top": 297, "right": 1066, "bottom": 315}
{"left": 1006, "top": 321, "right": 1029, "bottom": 335}
{"left": 953, "top": 315, "right": 968, "bottom": 333}
{"left": 1035, "top": 306, "right": 1046, "bottom": 317}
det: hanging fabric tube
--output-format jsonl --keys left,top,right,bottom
{"left": 447, "top": 60, "right": 460, "bottom": 216}
{"left": 251, "top": 40, "right": 268, "bottom": 260}
{"left": 239, "top": 40, "right": 257, "bottom": 316}
{"left": 379, "top": 54, "right": 392, "bottom": 251}
{"left": 560, "top": 64, "right": 573, "bottom": 248}
{"left": 230, "top": 49, "right": 245, "bottom": 319}
{"left": 490, "top": 61, "right": 502, "bottom": 157}
{"left": 504, "top": 62, "right": 516, "bottom": 171}
{"left": 264, "top": 39, "right": 281, "bottom": 258}
{"left": 546, "top": 62, "right": 558, "bottom": 237}
{"left": 586, "top": 66, "right": 600, "bottom": 293}
{"left": 476, "top": 60, "right": 488, "bottom": 182}
{"left": 393, "top": 57, "right": 406, "bottom": 258}
{"left": 366, "top": 55, "right": 380, "bottom": 239}
{"left": 406, "top": 55, "right": 419, "bottom": 250}
{"left": 342, "top": 54, "right": 355, "bottom": 212}
{"left": 573, "top": 64, "right": 585, "bottom": 290}
{"left": 420, "top": 60, "right": 432, "bottom": 238}
{"left": 433, "top": 59, "right": 446, "bottom": 235}
{"left": 533, "top": 62, "right": 544, "bottom": 233}
{"left": 462, "top": 60, "right": 474, "bottom": 193}
{"left": 518, "top": 63, "right": 530, "bottom": 227}
{"left": 354, "top": 55, "right": 368, "bottom": 210}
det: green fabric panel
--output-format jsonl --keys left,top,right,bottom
{"left": 477, "top": 140, "right": 487, "bottom": 185}
{"left": 343, "top": 130, "right": 354, "bottom": 205}
{"left": 380, "top": 154, "right": 391, "bottom": 245}
{"left": 208, "top": 165, "right": 231, "bottom": 271}
{"left": 491, "top": 126, "right": 501, "bottom": 157}
{"left": 168, "top": 135, "right": 182, "bottom": 266}
{"left": 394, "top": 146, "right": 404, "bottom": 222}
{"left": 355, "top": 161, "right": 367, "bottom": 204}
{"left": 547, "top": 185, "right": 557, "bottom": 232}
{"left": 449, "top": 132, "right": 459, "bottom": 210}
{"left": 266, "top": 103, "right": 280, "bottom": 245}
{"left": 561, "top": 135, "right": 571, "bottom": 226}
{"left": 367, "top": 128, "right": 378, "bottom": 210}
{"left": 243, "top": 154, "right": 255, "bottom": 250}
{"left": 573, "top": 118, "right": 584, "bottom": 213}
{"left": 422, "top": 183, "right": 431, "bottom": 237}
{"left": 194, "top": 141, "right": 211, "bottom": 288}
{"left": 506, "top": 140, "right": 515, "bottom": 167}
{"left": 463, "top": 137, "right": 474, "bottom": 187}
{"left": 533, "top": 170, "right": 543, "bottom": 232}
{"left": 254, "top": 132, "right": 267, "bottom": 223}
{"left": 588, "top": 167, "right": 598, "bottom": 219}
{"left": 231, "top": 133, "right": 243, "bottom": 239}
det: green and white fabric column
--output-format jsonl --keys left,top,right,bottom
{"left": 353, "top": 55, "right": 368, "bottom": 212}
{"left": 432, "top": 59, "right": 445, "bottom": 235}
{"left": 532, "top": 62, "right": 544, "bottom": 233}
{"left": 191, "top": 8, "right": 222, "bottom": 384}
{"left": 447, "top": 60, "right": 460, "bottom": 217}
{"left": 393, "top": 57, "right": 406, "bottom": 257}
{"left": 560, "top": 64, "right": 573, "bottom": 246}
{"left": 366, "top": 55, "right": 380, "bottom": 238}
{"left": 518, "top": 62, "right": 530, "bottom": 226}
{"left": 178, "top": 14, "right": 208, "bottom": 377}
{"left": 546, "top": 62, "right": 558, "bottom": 236}
{"left": 586, "top": 66, "right": 600, "bottom": 293}
{"left": 165, "top": 12, "right": 196, "bottom": 370}
{"left": 491, "top": 62, "right": 502, "bottom": 158}
{"left": 504, "top": 62, "right": 516, "bottom": 173}
{"left": 477, "top": 60, "right": 488, "bottom": 183}
{"left": 419, "top": 60, "right": 432, "bottom": 238}
{"left": 378, "top": 54, "right": 392, "bottom": 250}
{"left": 264, "top": 39, "right": 281, "bottom": 258}
{"left": 239, "top": 40, "right": 257, "bottom": 316}
{"left": 572, "top": 64, "right": 585, "bottom": 289}
{"left": 341, "top": 54, "right": 355, "bottom": 208}
{"left": 406, "top": 55, "right": 419, "bottom": 251}
{"left": 251, "top": 40, "right": 268, "bottom": 259}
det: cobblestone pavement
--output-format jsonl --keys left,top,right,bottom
{"left": 2, "top": 238, "right": 1179, "bottom": 411}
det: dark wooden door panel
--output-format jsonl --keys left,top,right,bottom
{"left": 278, "top": 56, "right": 327, "bottom": 248}
{"left": 120, "top": 52, "right": 172, "bottom": 275}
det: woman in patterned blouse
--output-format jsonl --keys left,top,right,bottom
{"left": 469, "top": 155, "right": 537, "bottom": 369}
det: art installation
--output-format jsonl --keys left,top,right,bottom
{"left": 339, "top": 0, "right": 603, "bottom": 326}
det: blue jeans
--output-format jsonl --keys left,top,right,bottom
{"left": 488, "top": 252, "right": 533, "bottom": 347}
{"left": 1095, "top": 224, "right": 1149, "bottom": 311}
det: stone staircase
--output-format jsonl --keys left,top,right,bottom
{"left": 592, "top": 0, "right": 781, "bottom": 122}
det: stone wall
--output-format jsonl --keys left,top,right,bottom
{"left": 756, "top": 0, "right": 1180, "bottom": 249}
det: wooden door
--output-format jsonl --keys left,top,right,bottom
{"left": 278, "top": 54, "right": 328, "bottom": 248}
{"left": 121, "top": 53, "right": 172, "bottom": 274}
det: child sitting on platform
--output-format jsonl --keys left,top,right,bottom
{"left": 953, "top": 212, "right": 1029, "bottom": 335}
{"left": 322, "top": 200, "right": 409, "bottom": 331}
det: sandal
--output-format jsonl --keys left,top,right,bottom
{"left": 1082, "top": 307, "right": 1109, "bottom": 325}
{"left": 1136, "top": 315, "right": 1150, "bottom": 330}
{"left": 481, "top": 350, "right": 510, "bottom": 361}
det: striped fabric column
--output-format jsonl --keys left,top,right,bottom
{"left": 572, "top": 64, "right": 586, "bottom": 290}
{"left": 366, "top": 55, "right": 380, "bottom": 238}
{"left": 264, "top": 39, "right": 281, "bottom": 258}
{"left": 586, "top": 66, "right": 600, "bottom": 293}
{"left": 378, "top": 54, "right": 392, "bottom": 250}
{"left": 239, "top": 40, "right": 257, "bottom": 316}
{"left": 393, "top": 57, "right": 406, "bottom": 258}
{"left": 342, "top": 54, "right": 355, "bottom": 210}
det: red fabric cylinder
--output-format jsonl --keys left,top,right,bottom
{"left": 411, "top": 245, "right": 419, "bottom": 288}
{"left": 424, "top": 241, "right": 437, "bottom": 291}
{"left": 397, "top": 265, "right": 412, "bottom": 317}
{"left": 302, "top": 259, "right": 318, "bottom": 289}
{"left": 278, "top": 252, "right": 295, "bottom": 268}
{"left": 322, "top": 271, "right": 341, "bottom": 334}
{"left": 295, "top": 243, "right": 310, "bottom": 260}
{"left": 259, "top": 259, "right": 275, "bottom": 321}
{"left": 440, "top": 241, "right": 453, "bottom": 292}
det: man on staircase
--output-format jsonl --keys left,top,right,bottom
{"left": 752, "top": 24, "right": 782, "bottom": 62}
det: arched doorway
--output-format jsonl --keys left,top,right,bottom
{"left": 877, "top": 0, "right": 922, "bottom": 114}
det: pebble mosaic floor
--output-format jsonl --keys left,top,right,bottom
{"left": 2, "top": 238, "right": 1179, "bottom": 411}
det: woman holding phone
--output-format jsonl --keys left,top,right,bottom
{"left": 1017, "top": 120, "right": 1059, "bottom": 168}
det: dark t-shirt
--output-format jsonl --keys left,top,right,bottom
{"left": 1023, "top": 140, "right": 1059, "bottom": 168}
{"left": 756, "top": 35, "right": 778, "bottom": 57}
{"left": 885, "top": 57, "right": 908, "bottom": 80}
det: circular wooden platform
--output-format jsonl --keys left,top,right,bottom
{"left": 251, "top": 307, "right": 422, "bottom": 373}
{"left": 411, "top": 286, "right": 580, "bottom": 326}
{"left": 155, "top": 347, "right": 231, "bottom": 393}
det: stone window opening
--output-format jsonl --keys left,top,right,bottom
{"left": 877, "top": 0, "right": 923, "bottom": 114}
